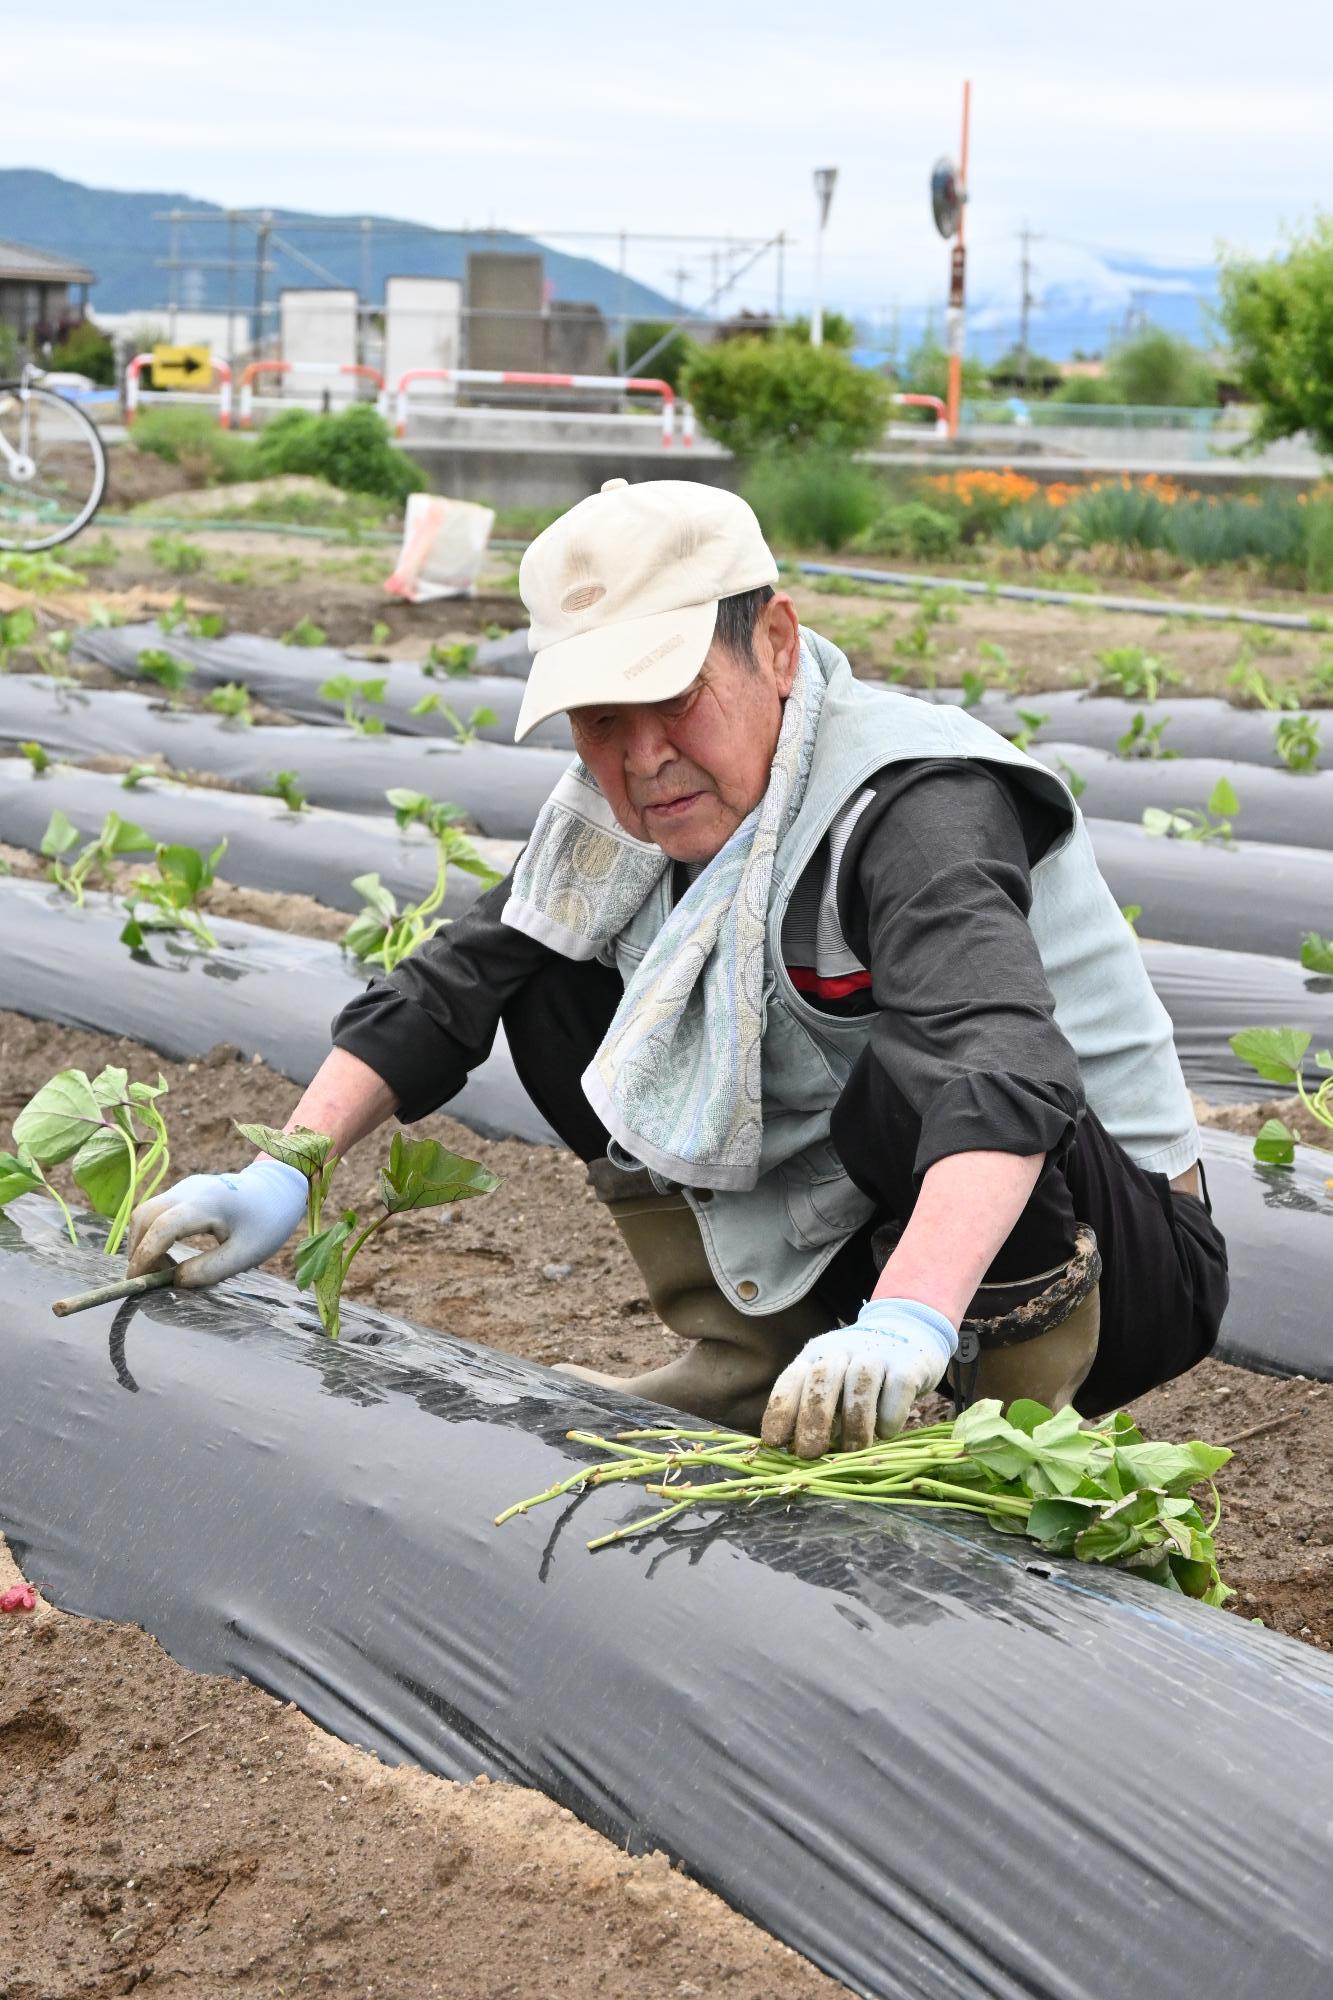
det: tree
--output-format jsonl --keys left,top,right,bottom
{"left": 1103, "top": 326, "right": 1216, "bottom": 407}
{"left": 614, "top": 321, "right": 697, "bottom": 393}
{"left": 682, "top": 337, "right": 892, "bottom": 458}
{"left": 1218, "top": 215, "right": 1333, "bottom": 453}
{"left": 48, "top": 318, "right": 116, "bottom": 386}
{"left": 987, "top": 344, "right": 1061, "bottom": 391}
{"left": 898, "top": 329, "right": 988, "bottom": 402}
{"left": 782, "top": 311, "right": 858, "bottom": 350}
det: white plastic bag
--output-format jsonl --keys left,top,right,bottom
{"left": 385, "top": 493, "right": 495, "bottom": 603}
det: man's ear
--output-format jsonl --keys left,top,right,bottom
{"left": 759, "top": 593, "right": 802, "bottom": 697}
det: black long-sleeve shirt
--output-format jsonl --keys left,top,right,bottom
{"left": 332, "top": 760, "right": 1085, "bottom": 1171}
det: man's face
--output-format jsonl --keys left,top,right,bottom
{"left": 568, "top": 595, "right": 801, "bottom": 864}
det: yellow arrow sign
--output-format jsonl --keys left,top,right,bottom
{"left": 151, "top": 344, "right": 212, "bottom": 390}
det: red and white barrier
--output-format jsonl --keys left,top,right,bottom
{"left": 125, "top": 352, "right": 234, "bottom": 430}
{"left": 395, "top": 369, "right": 678, "bottom": 447}
{"left": 891, "top": 393, "right": 949, "bottom": 438}
{"left": 237, "top": 360, "right": 387, "bottom": 428}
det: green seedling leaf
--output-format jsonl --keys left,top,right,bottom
{"left": 1002, "top": 1399, "right": 1052, "bottom": 1438}
{"left": 89, "top": 1064, "right": 130, "bottom": 1111}
{"left": 294, "top": 1217, "right": 353, "bottom": 1290}
{"left": 410, "top": 693, "right": 442, "bottom": 717}
{"left": 1228, "top": 1027, "right": 1310, "bottom": 1086}
{"left": 1208, "top": 776, "right": 1239, "bottom": 819}
{"left": 20, "top": 741, "right": 51, "bottom": 775}
{"left": 0, "top": 1150, "right": 45, "bottom": 1206}
{"left": 1141, "top": 807, "right": 1182, "bottom": 839}
{"left": 13, "top": 1069, "right": 106, "bottom": 1165}
{"left": 120, "top": 762, "right": 159, "bottom": 790}
{"left": 1114, "top": 1440, "right": 1231, "bottom": 1495}
{"left": 127, "top": 1074, "right": 169, "bottom": 1104}
{"left": 40, "top": 808, "right": 80, "bottom": 857}
{"left": 1025, "top": 1497, "right": 1099, "bottom": 1551}
{"left": 370, "top": 621, "right": 391, "bottom": 645}
{"left": 233, "top": 1122, "right": 334, "bottom": 1178}
{"left": 104, "top": 813, "right": 154, "bottom": 857}
{"left": 377, "top": 1133, "right": 501, "bottom": 1214}
{"left": 1300, "top": 932, "right": 1333, "bottom": 975}
{"left": 157, "top": 843, "right": 205, "bottom": 898}
{"left": 1121, "top": 904, "right": 1142, "bottom": 930}
{"left": 1253, "top": 1117, "right": 1296, "bottom": 1166}
{"left": 119, "top": 916, "right": 146, "bottom": 950}
{"left": 469, "top": 707, "right": 498, "bottom": 729}
{"left": 349, "top": 872, "right": 399, "bottom": 924}
{"left": 70, "top": 1125, "right": 134, "bottom": 1219}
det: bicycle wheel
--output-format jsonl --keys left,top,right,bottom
{"left": 0, "top": 381, "right": 108, "bottom": 553}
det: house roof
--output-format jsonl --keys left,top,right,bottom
{"left": 0, "top": 238, "right": 95, "bottom": 285}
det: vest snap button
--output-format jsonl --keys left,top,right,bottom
{"left": 694, "top": 1188, "right": 713, "bottom": 1204}
{"left": 737, "top": 1280, "right": 759, "bottom": 1302}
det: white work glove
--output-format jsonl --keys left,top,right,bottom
{"left": 761, "top": 1299, "right": 959, "bottom": 1460}
{"left": 125, "top": 1160, "right": 309, "bottom": 1289}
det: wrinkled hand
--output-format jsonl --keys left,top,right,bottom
{"left": 125, "top": 1159, "right": 309, "bottom": 1289}
{"left": 761, "top": 1299, "right": 958, "bottom": 1459}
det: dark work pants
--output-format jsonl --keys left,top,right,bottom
{"left": 502, "top": 955, "right": 1230, "bottom": 1416}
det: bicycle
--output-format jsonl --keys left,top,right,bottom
{"left": 0, "top": 362, "right": 107, "bottom": 552}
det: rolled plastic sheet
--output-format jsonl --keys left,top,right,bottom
{"left": 1032, "top": 742, "right": 1333, "bottom": 850}
{"left": 1, "top": 1196, "right": 1331, "bottom": 2000}
{"left": 0, "top": 677, "right": 566, "bottom": 837}
{"left": 0, "top": 878, "right": 555, "bottom": 1147}
{"left": 1202, "top": 1125, "right": 1333, "bottom": 1379}
{"left": 1086, "top": 818, "right": 1333, "bottom": 963}
{"left": 930, "top": 688, "right": 1325, "bottom": 769}
{"left": 0, "top": 760, "right": 520, "bottom": 918}
{"left": 72, "top": 624, "right": 574, "bottom": 750}
{"left": 1139, "top": 938, "right": 1333, "bottom": 1100}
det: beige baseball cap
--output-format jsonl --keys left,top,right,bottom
{"left": 513, "top": 478, "right": 779, "bottom": 742}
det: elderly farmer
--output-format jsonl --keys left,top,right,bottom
{"left": 128, "top": 480, "right": 1228, "bottom": 1457}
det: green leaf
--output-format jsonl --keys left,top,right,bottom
{"left": 340, "top": 909, "right": 390, "bottom": 963}
{"left": 119, "top": 916, "right": 146, "bottom": 951}
{"left": 469, "top": 707, "right": 498, "bottom": 728}
{"left": 1208, "top": 776, "right": 1239, "bottom": 818}
{"left": 1141, "top": 807, "right": 1179, "bottom": 839}
{"left": 410, "top": 694, "right": 443, "bottom": 717}
{"left": 70, "top": 1126, "right": 134, "bottom": 1219}
{"left": 1114, "top": 1440, "right": 1231, "bottom": 1495}
{"left": 294, "top": 1217, "right": 353, "bottom": 1290}
{"left": 1003, "top": 1399, "right": 1052, "bottom": 1437}
{"left": 1026, "top": 1497, "right": 1098, "bottom": 1551}
{"left": 13, "top": 1069, "right": 105, "bottom": 1165}
{"left": 360, "top": 715, "right": 386, "bottom": 736}
{"left": 0, "top": 1150, "right": 45, "bottom": 1206}
{"left": 377, "top": 1133, "right": 501, "bottom": 1214}
{"left": 1166, "top": 1553, "right": 1220, "bottom": 1600}
{"left": 350, "top": 872, "right": 400, "bottom": 923}
{"left": 1253, "top": 1117, "right": 1297, "bottom": 1166}
{"left": 157, "top": 844, "right": 204, "bottom": 897}
{"left": 386, "top": 787, "right": 430, "bottom": 822}
{"left": 40, "top": 808, "right": 80, "bottom": 858}
{"left": 1300, "top": 931, "right": 1333, "bottom": 975}
{"left": 1228, "top": 1026, "right": 1310, "bottom": 1085}
{"left": 127, "top": 1073, "right": 169, "bottom": 1104}
{"left": 233, "top": 1121, "right": 334, "bottom": 1178}
{"left": 103, "top": 813, "right": 154, "bottom": 858}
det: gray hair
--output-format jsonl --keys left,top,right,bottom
{"left": 712, "top": 585, "right": 776, "bottom": 667}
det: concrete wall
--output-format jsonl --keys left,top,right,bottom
{"left": 410, "top": 440, "right": 739, "bottom": 508}
{"left": 465, "top": 252, "right": 543, "bottom": 371}
{"left": 279, "top": 288, "right": 358, "bottom": 375}
{"left": 384, "top": 277, "right": 462, "bottom": 401}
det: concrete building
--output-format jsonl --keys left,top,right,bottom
{"left": 0, "top": 240, "right": 95, "bottom": 343}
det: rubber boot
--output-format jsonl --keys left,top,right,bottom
{"left": 558, "top": 1160, "right": 828, "bottom": 1430}
{"left": 951, "top": 1224, "right": 1102, "bottom": 1415}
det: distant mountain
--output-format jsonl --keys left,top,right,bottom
{"left": 0, "top": 168, "right": 680, "bottom": 324}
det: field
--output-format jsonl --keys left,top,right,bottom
{"left": 2, "top": 480, "right": 1332, "bottom": 1997}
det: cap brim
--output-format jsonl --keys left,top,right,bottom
{"left": 514, "top": 599, "right": 718, "bottom": 743}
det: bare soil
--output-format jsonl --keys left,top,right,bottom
{"left": 0, "top": 1541, "right": 837, "bottom": 2000}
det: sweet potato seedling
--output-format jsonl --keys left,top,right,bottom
{"left": 1, "top": 1065, "right": 171, "bottom": 1253}
{"left": 120, "top": 839, "right": 228, "bottom": 952}
{"left": 205, "top": 681, "right": 255, "bottom": 726}
{"left": 498, "top": 1399, "right": 1233, "bottom": 1602}
{"left": 119, "top": 763, "right": 160, "bottom": 790}
{"left": 1301, "top": 932, "right": 1333, "bottom": 974}
{"left": 0, "top": 605, "right": 38, "bottom": 670}
{"left": 342, "top": 789, "right": 501, "bottom": 972}
{"left": 283, "top": 615, "right": 328, "bottom": 648}
{"left": 1142, "top": 777, "right": 1239, "bottom": 844}
{"left": 423, "top": 640, "right": 478, "bottom": 678}
{"left": 1116, "top": 713, "right": 1177, "bottom": 760}
{"left": 408, "top": 695, "right": 498, "bottom": 744}
{"left": 42, "top": 809, "right": 154, "bottom": 906}
{"left": 319, "top": 672, "right": 386, "bottom": 734}
{"left": 1228, "top": 1027, "right": 1333, "bottom": 1164}
{"left": 233, "top": 1122, "right": 499, "bottom": 1338}
{"left": 1095, "top": 645, "right": 1179, "bottom": 704}
{"left": 1274, "top": 714, "right": 1321, "bottom": 775}
{"left": 135, "top": 648, "right": 195, "bottom": 702}
{"left": 20, "top": 741, "right": 50, "bottom": 775}
{"left": 263, "top": 769, "right": 308, "bottom": 813}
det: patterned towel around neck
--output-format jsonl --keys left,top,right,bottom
{"left": 502, "top": 640, "right": 826, "bottom": 1189}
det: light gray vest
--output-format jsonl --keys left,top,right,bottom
{"left": 608, "top": 632, "right": 1199, "bottom": 1317}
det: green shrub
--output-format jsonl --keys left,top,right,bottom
{"left": 1065, "top": 484, "right": 1169, "bottom": 551}
{"left": 1103, "top": 327, "right": 1217, "bottom": 407}
{"left": 683, "top": 338, "right": 892, "bottom": 458}
{"left": 997, "top": 503, "right": 1061, "bottom": 553}
{"left": 49, "top": 320, "right": 116, "bottom": 386}
{"left": 129, "top": 407, "right": 256, "bottom": 485}
{"left": 852, "top": 501, "right": 961, "bottom": 562}
{"left": 0, "top": 322, "right": 18, "bottom": 376}
{"left": 616, "top": 322, "right": 698, "bottom": 393}
{"left": 253, "top": 404, "right": 427, "bottom": 505}
{"left": 1219, "top": 215, "right": 1333, "bottom": 454}
{"left": 741, "top": 451, "right": 883, "bottom": 551}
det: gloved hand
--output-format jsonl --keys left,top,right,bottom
{"left": 125, "top": 1159, "right": 309, "bottom": 1289}
{"left": 761, "top": 1298, "right": 958, "bottom": 1459}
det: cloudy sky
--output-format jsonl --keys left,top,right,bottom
{"left": 12, "top": 0, "right": 1333, "bottom": 341}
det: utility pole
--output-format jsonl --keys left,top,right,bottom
{"left": 1017, "top": 222, "right": 1039, "bottom": 386}
{"left": 945, "top": 82, "right": 971, "bottom": 440}
{"left": 811, "top": 167, "right": 838, "bottom": 347}
{"left": 253, "top": 212, "right": 272, "bottom": 353}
